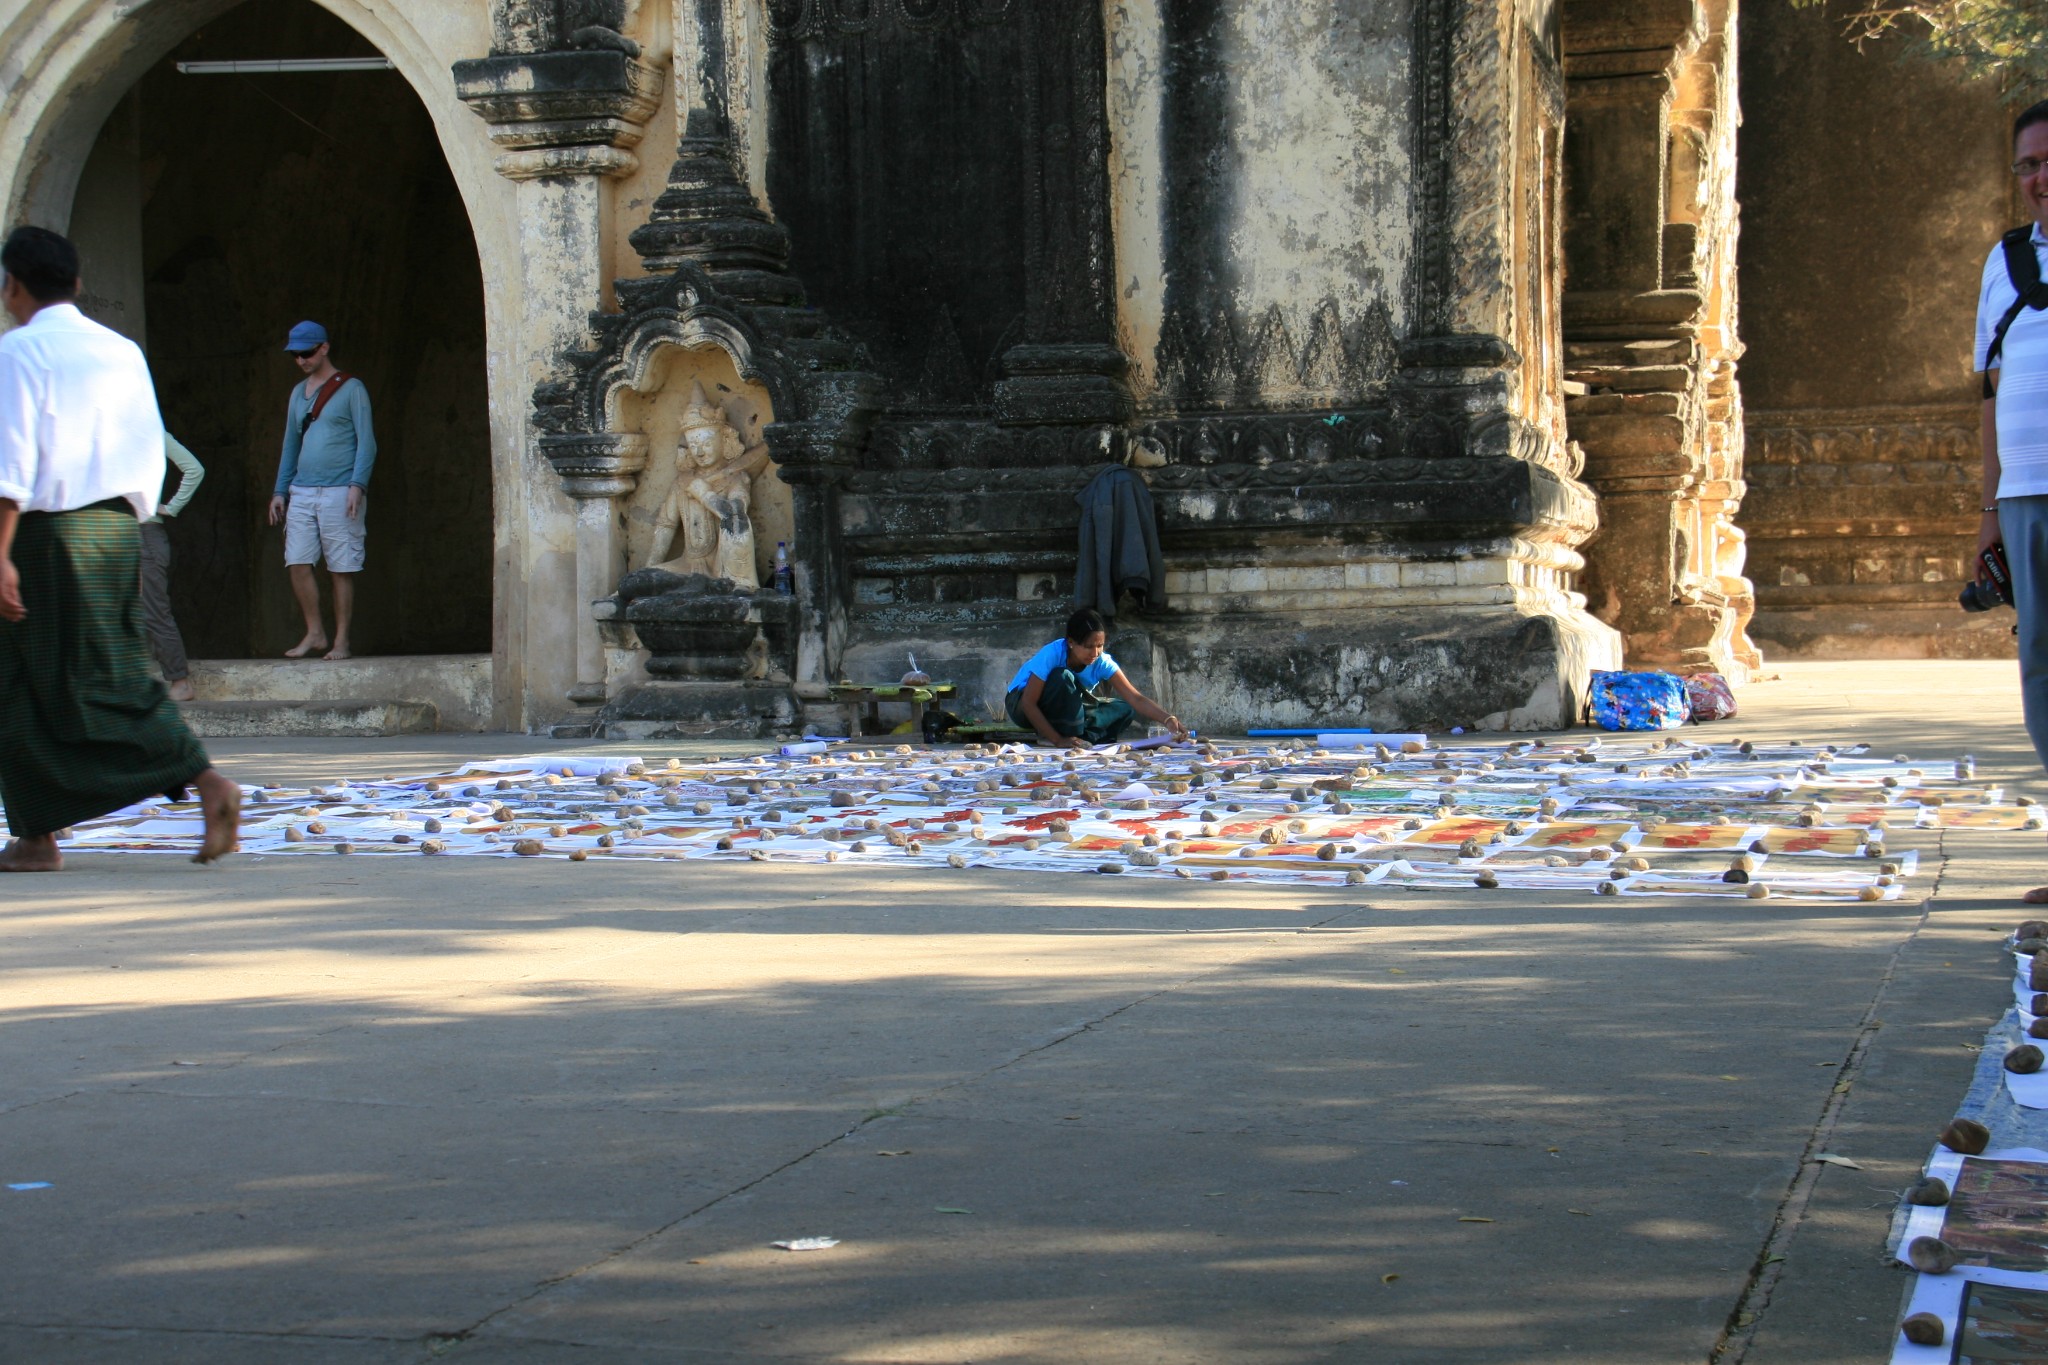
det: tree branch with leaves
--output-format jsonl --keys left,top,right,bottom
{"left": 1790, "top": 0, "right": 2048, "bottom": 99}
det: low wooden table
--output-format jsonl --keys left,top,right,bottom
{"left": 830, "top": 682, "right": 958, "bottom": 738}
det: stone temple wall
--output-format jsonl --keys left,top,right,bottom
{"left": 509, "top": 0, "right": 1624, "bottom": 736}
{"left": 8, "top": 0, "right": 2011, "bottom": 735}
{"left": 1737, "top": 1, "right": 2017, "bottom": 659}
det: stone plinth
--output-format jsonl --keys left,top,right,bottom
{"left": 598, "top": 570, "right": 798, "bottom": 737}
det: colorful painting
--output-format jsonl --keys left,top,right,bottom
{"left": 1942, "top": 1160, "right": 2048, "bottom": 1273}
{"left": 1957, "top": 1280, "right": 2048, "bottom": 1363}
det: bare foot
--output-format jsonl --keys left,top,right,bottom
{"left": 285, "top": 633, "right": 328, "bottom": 659}
{"left": 192, "top": 769, "right": 242, "bottom": 865}
{"left": 0, "top": 835, "right": 63, "bottom": 872}
{"left": 166, "top": 678, "right": 196, "bottom": 703}
{"left": 322, "top": 644, "right": 353, "bottom": 662}
{"left": 2024, "top": 887, "right": 2048, "bottom": 905}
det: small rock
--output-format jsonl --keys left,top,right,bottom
{"left": 1899, "top": 1313, "right": 1944, "bottom": 1347}
{"left": 1906, "top": 1236, "right": 1957, "bottom": 1275}
{"left": 1940, "top": 1118, "right": 1991, "bottom": 1155}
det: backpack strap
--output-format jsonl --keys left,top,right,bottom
{"left": 1984, "top": 228, "right": 2048, "bottom": 398}
{"left": 300, "top": 372, "right": 353, "bottom": 434}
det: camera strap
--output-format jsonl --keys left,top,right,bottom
{"left": 1984, "top": 227, "right": 2048, "bottom": 399}
{"left": 299, "top": 373, "right": 353, "bottom": 435}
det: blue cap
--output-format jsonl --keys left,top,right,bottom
{"left": 284, "top": 320, "right": 328, "bottom": 352}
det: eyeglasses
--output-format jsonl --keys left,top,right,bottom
{"left": 2016, "top": 158, "right": 2048, "bottom": 178}
{"left": 289, "top": 348, "right": 321, "bottom": 359}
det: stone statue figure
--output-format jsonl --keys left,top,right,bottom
{"left": 644, "top": 382, "right": 774, "bottom": 589}
{"left": 493, "top": 0, "right": 642, "bottom": 57}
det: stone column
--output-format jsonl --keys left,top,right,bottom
{"left": 765, "top": 372, "right": 882, "bottom": 686}
{"left": 542, "top": 435, "right": 650, "bottom": 703}
{"left": 454, "top": 45, "right": 666, "bottom": 712}
{"left": 994, "top": 0, "right": 1133, "bottom": 425}
{"left": 1561, "top": 0, "right": 1758, "bottom": 678}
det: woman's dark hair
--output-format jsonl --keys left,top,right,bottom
{"left": 1065, "top": 607, "right": 1107, "bottom": 642}
{"left": 2017, "top": 98, "right": 2048, "bottom": 148}
{"left": 0, "top": 226, "right": 80, "bottom": 304}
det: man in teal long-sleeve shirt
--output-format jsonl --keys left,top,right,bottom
{"left": 265, "top": 320, "right": 374, "bottom": 660}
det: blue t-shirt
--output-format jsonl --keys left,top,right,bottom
{"left": 1007, "top": 639, "right": 1120, "bottom": 694}
{"left": 274, "top": 376, "right": 376, "bottom": 496}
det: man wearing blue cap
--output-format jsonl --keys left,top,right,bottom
{"left": 267, "top": 321, "right": 374, "bottom": 660}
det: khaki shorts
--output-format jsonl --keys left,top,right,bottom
{"left": 284, "top": 484, "right": 367, "bottom": 572}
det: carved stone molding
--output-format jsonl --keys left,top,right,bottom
{"left": 452, "top": 49, "right": 665, "bottom": 158}
{"left": 539, "top": 432, "right": 650, "bottom": 500}
{"left": 995, "top": 343, "right": 1131, "bottom": 426}
{"left": 494, "top": 146, "right": 640, "bottom": 181}
{"left": 1559, "top": 0, "right": 1702, "bottom": 82}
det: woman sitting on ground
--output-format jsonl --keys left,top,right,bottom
{"left": 1005, "top": 608, "right": 1186, "bottom": 750}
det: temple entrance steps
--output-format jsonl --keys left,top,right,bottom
{"left": 171, "top": 655, "right": 491, "bottom": 737}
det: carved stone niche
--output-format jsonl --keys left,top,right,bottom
{"left": 534, "top": 264, "right": 882, "bottom": 736}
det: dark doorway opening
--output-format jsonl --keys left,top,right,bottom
{"left": 70, "top": 0, "right": 491, "bottom": 660}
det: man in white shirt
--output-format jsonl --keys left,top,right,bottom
{"left": 1980, "top": 101, "right": 2048, "bottom": 902}
{"left": 0, "top": 226, "right": 239, "bottom": 870}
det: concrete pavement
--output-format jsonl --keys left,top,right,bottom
{"left": 0, "top": 661, "right": 2039, "bottom": 1364}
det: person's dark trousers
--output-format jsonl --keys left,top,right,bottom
{"left": 137, "top": 521, "right": 189, "bottom": 682}
{"left": 2001, "top": 494, "right": 2048, "bottom": 771}
{"left": 1006, "top": 669, "right": 1136, "bottom": 743}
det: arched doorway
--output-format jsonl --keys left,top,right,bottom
{"left": 66, "top": 0, "right": 491, "bottom": 660}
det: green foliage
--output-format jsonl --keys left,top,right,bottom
{"left": 1788, "top": 0, "right": 2048, "bottom": 100}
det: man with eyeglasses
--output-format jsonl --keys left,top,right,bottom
{"left": 266, "top": 320, "right": 375, "bottom": 661}
{"left": 1979, "top": 99, "right": 2048, "bottom": 903}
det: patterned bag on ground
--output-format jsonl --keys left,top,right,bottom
{"left": 1682, "top": 672, "right": 1737, "bottom": 722}
{"left": 1587, "top": 670, "right": 1690, "bottom": 731}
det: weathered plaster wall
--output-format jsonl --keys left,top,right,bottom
{"left": 1737, "top": 1, "right": 2014, "bottom": 657}
{"left": 1105, "top": 0, "right": 1166, "bottom": 399}
{"left": 1145, "top": 0, "right": 1409, "bottom": 410}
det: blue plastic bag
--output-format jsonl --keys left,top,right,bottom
{"left": 1587, "top": 670, "right": 1690, "bottom": 731}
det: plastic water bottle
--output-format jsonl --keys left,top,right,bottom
{"left": 772, "top": 542, "right": 793, "bottom": 596}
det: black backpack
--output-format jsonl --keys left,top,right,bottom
{"left": 1984, "top": 227, "right": 2048, "bottom": 398}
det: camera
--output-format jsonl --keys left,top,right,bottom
{"left": 1960, "top": 542, "right": 2014, "bottom": 613}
